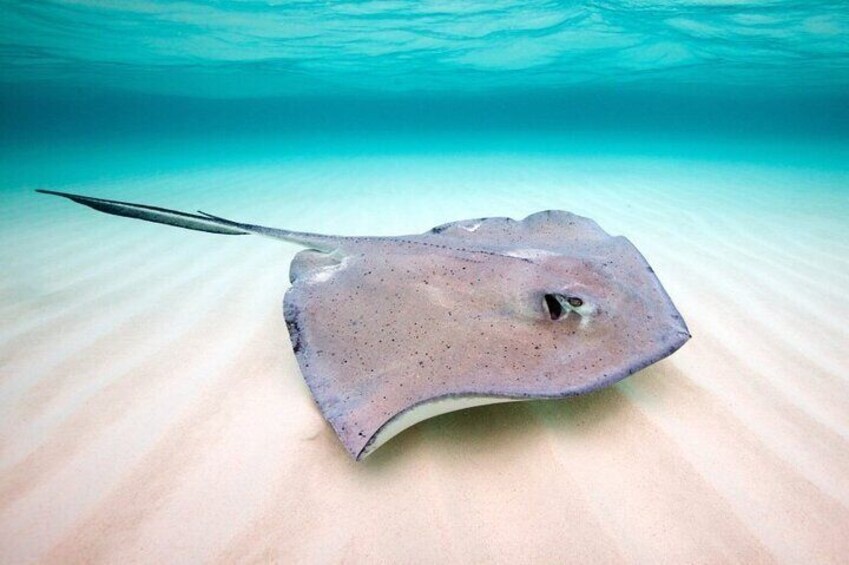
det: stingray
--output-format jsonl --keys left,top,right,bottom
{"left": 37, "top": 189, "right": 690, "bottom": 460}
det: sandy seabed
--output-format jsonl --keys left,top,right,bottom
{"left": 1, "top": 138, "right": 848, "bottom": 563}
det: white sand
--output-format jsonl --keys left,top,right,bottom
{"left": 1, "top": 137, "right": 849, "bottom": 562}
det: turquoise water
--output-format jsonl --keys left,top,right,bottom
{"left": 2, "top": 1, "right": 849, "bottom": 96}
{"left": 2, "top": 1, "right": 848, "bottom": 151}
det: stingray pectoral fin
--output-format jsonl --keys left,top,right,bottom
{"left": 36, "top": 189, "right": 249, "bottom": 235}
{"left": 359, "top": 395, "right": 521, "bottom": 460}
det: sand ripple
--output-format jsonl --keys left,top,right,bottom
{"left": 1, "top": 151, "right": 848, "bottom": 562}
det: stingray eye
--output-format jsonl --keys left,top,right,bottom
{"left": 543, "top": 293, "right": 592, "bottom": 321}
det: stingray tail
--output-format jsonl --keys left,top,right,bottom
{"left": 36, "top": 189, "right": 339, "bottom": 251}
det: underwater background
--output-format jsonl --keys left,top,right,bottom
{"left": 2, "top": 1, "right": 849, "bottom": 562}
{"left": 2, "top": 0, "right": 849, "bottom": 179}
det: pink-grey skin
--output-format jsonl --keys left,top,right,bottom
{"left": 38, "top": 190, "right": 691, "bottom": 461}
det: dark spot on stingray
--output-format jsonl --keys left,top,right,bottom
{"left": 38, "top": 189, "right": 691, "bottom": 461}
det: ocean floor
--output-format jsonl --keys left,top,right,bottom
{"left": 1, "top": 133, "right": 849, "bottom": 562}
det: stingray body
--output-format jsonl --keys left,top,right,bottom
{"left": 38, "top": 190, "right": 690, "bottom": 460}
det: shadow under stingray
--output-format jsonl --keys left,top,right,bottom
{"left": 360, "top": 359, "right": 679, "bottom": 471}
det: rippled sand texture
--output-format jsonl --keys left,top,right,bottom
{"left": 2, "top": 149, "right": 849, "bottom": 563}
